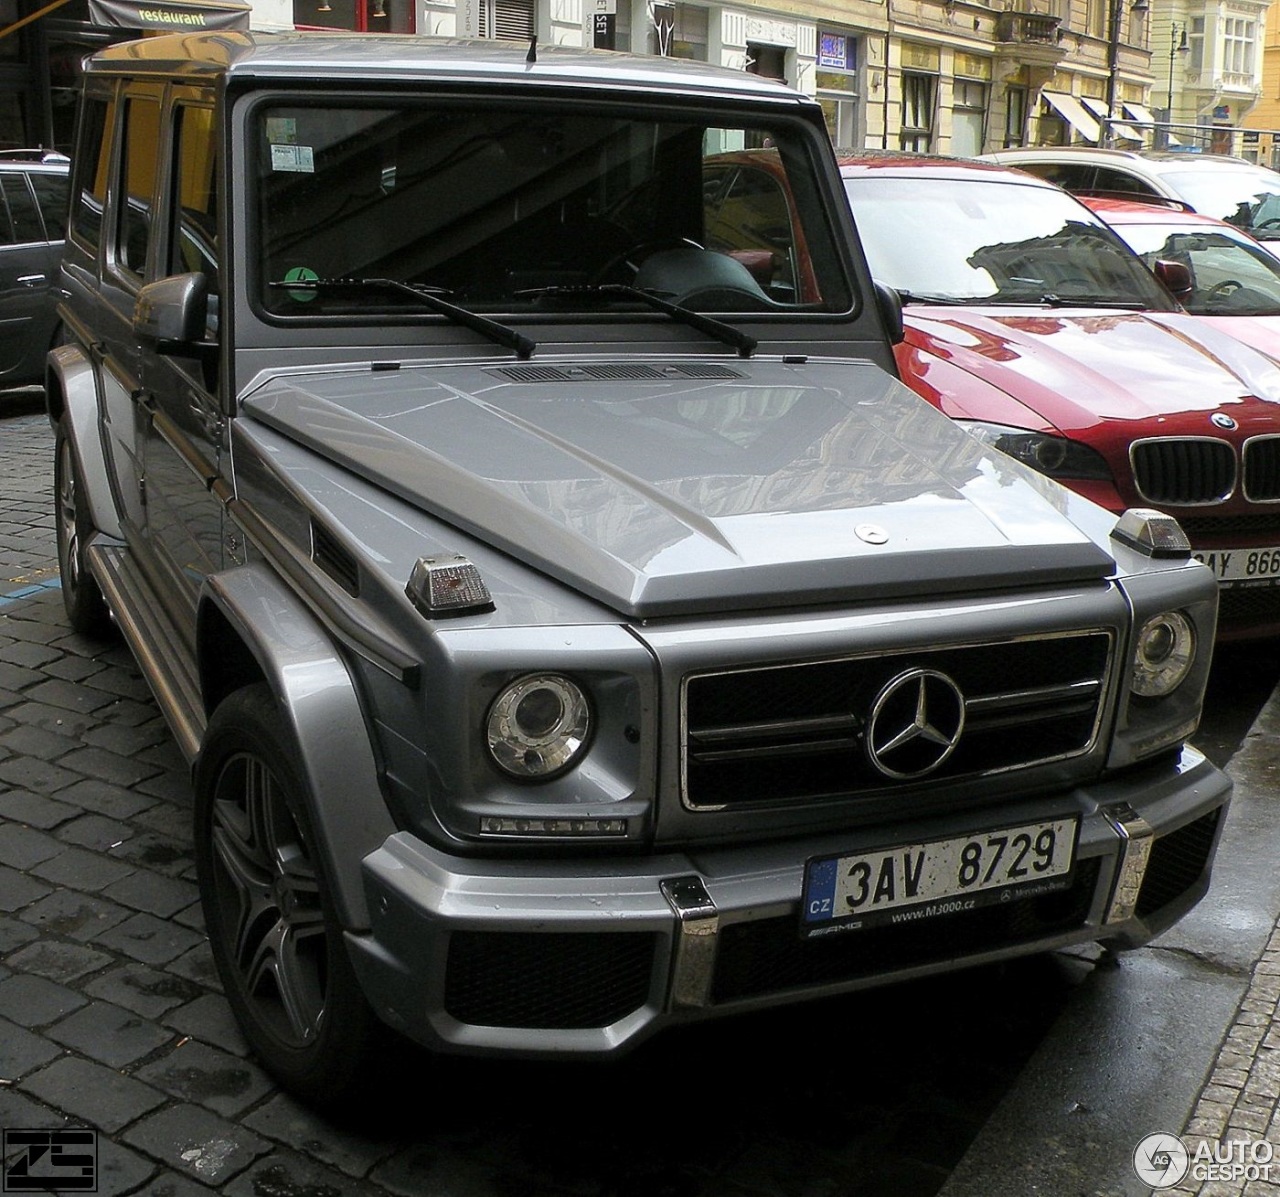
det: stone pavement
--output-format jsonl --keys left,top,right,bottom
{"left": 3, "top": 391, "right": 1280, "bottom": 1197}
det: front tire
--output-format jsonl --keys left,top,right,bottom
{"left": 54, "top": 420, "right": 113, "bottom": 638}
{"left": 194, "top": 683, "right": 388, "bottom": 1105}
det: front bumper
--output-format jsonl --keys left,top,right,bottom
{"left": 346, "top": 745, "right": 1231, "bottom": 1057}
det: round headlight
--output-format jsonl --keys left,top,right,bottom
{"left": 486, "top": 674, "right": 590, "bottom": 779}
{"left": 1132, "top": 611, "right": 1196, "bottom": 698}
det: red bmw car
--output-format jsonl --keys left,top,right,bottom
{"left": 835, "top": 153, "right": 1280, "bottom": 639}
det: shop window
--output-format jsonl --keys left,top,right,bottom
{"left": 951, "top": 79, "right": 987, "bottom": 157}
{"left": 816, "top": 32, "right": 859, "bottom": 147}
{"left": 650, "top": 3, "right": 707, "bottom": 60}
{"left": 747, "top": 44, "right": 787, "bottom": 83}
{"left": 900, "top": 72, "right": 935, "bottom": 152}
{"left": 1004, "top": 85, "right": 1027, "bottom": 148}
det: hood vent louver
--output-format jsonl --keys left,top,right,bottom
{"left": 311, "top": 520, "right": 360, "bottom": 596}
{"left": 491, "top": 363, "right": 745, "bottom": 384}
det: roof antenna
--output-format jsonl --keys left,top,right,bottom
{"left": 526, "top": 34, "right": 537, "bottom": 63}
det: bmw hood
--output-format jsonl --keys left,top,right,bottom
{"left": 242, "top": 357, "right": 1117, "bottom": 618}
{"left": 901, "top": 307, "right": 1280, "bottom": 429}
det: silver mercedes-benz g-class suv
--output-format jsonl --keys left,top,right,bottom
{"left": 49, "top": 31, "right": 1231, "bottom": 1103}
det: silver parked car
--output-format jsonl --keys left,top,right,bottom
{"left": 49, "top": 32, "right": 1231, "bottom": 1104}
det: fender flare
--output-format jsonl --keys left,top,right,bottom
{"left": 46, "top": 343, "right": 123, "bottom": 542}
{"left": 198, "top": 566, "right": 398, "bottom": 930}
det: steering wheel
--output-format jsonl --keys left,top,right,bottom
{"left": 591, "top": 237, "right": 705, "bottom": 285}
{"left": 1204, "top": 279, "right": 1244, "bottom": 304}
{"left": 1254, "top": 218, "right": 1280, "bottom": 230}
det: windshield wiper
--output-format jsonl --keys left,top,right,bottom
{"left": 517, "top": 284, "right": 757, "bottom": 358}
{"left": 894, "top": 289, "right": 983, "bottom": 306}
{"left": 267, "top": 277, "right": 536, "bottom": 360}
{"left": 986, "top": 289, "right": 1147, "bottom": 310}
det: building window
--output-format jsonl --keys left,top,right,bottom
{"left": 1004, "top": 85, "right": 1028, "bottom": 147}
{"left": 1189, "top": 18, "right": 1205, "bottom": 72}
{"left": 951, "top": 78, "right": 987, "bottom": 156}
{"left": 1224, "top": 18, "right": 1255, "bottom": 75}
{"left": 900, "top": 72, "right": 935, "bottom": 152}
{"left": 817, "top": 31, "right": 860, "bottom": 147}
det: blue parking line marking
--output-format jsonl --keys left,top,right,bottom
{"left": 0, "top": 577, "right": 62, "bottom": 606}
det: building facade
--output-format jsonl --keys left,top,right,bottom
{"left": 0, "top": 0, "right": 1270, "bottom": 161}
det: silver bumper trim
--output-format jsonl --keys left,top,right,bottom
{"left": 661, "top": 875, "right": 719, "bottom": 1009}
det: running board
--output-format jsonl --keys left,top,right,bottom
{"left": 87, "top": 543, "right": 205, "bottom": 763}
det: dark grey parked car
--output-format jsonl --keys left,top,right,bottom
{"left": 0, "top": 150, "right": 68, "bottom": 389}
{"left": 48, "top": 32, "right": 1231, "bottom": 1106}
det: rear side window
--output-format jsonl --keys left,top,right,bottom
{"left": 71, "top": 95, "right": 113, "bottom": 253}
{"left": 0, "top": 172, "right": 43, "bottom": 243}
{"left": 117, "top": 92, "right": 163, "bottom": 278}
{"left": 30, "top": 172, "right": 69, "bottom": 240}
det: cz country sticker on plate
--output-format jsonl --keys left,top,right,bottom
{"left": 800, "top": 817, "right": 1077, "bottom": 938}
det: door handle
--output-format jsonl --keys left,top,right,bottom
{"left": 17, "top": 274, "right": 45, "bottom": 286}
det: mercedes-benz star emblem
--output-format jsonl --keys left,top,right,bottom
{"left": 865, "top": 668, "right": 966, "bottom": 780}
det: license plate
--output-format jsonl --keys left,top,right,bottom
{"left": 1193, "top": 546, "right": 1280, "bottom": 584}
{"left": 801, "top": 817, "right": 1077, "bottom": 937}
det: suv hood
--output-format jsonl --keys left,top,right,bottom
{"left": 901, "top": 307, "right": 1280, "bottom": 428}
{"left": 243, "top": 358, "right": 1116, "bottom": 617}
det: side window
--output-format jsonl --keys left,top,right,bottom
{"left": 1093, "top": 167, "right": 1158, "bottom": 198}
{"left": 169, "top": 101, "right": 219, "bottom": 337}
{"left": 30, "top": 172, "right": 70, "bottom": 241}
{"left": 117, "top": 93, "right": 163, "bottom": 279}
{"left": 0, "top": 173, "right": 44, "bottom": 244}
{"left": 0, "top": 176, "right": 20, "bottom": 245}
{"left": 71, "top": 95, "right": 112, "bottom": 253}
{"left": 703, "top": 163, "right": 800, "bottom": 300}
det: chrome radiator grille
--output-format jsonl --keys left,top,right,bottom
{"left": 682, "top": 632, "right": 1112, "bottom": 809}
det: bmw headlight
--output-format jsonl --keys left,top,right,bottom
{"left": 1132, "top": 611, "right": 1196, "bottom": 698}
{"left": 486, "top": 674, "right": 591, "bottom": 779}
{"left": 960, "top": 422, "right": 1113, "bottom": 482}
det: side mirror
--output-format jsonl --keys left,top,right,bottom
{"left": 135, "top": 272, "right": 209, "bottom": 344}
{"left": 874, "top": 279, "right": 905, "bottom": 345}
{"left": 1153, "top": 259, "right": 1194, "bottom": 306}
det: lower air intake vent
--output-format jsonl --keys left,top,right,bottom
{"left": 1135, "top": 807, "right": 1222, "bottom": 918}
{"left": 445, "top": 930, "right": 655, "bottom": 1028}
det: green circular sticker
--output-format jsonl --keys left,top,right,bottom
{"left": 283, "top": 266, "right": 319, "bottom": 302}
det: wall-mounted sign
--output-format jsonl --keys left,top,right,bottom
{"left": 818, "top": 32, "right": 850, "bottom": 69}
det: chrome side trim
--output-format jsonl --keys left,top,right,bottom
{"left": 87, "top": 542, "right": 205, "bottom": 761}
{"left": 1102, "top": 801, "right": 1156, "bottom": 924}
{"left": 661, "top": 875, "right": 719, "bottom": 1009}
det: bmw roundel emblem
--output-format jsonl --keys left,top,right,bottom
{"left": 1211, "top": 412, "right": 1238, "bottom": 430}
{"left": 865, "top": 668, "right": 966, "bottom": 781}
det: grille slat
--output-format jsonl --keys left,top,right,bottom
{"left": 682, "top": 633, "right": 1111, "bottom": 809}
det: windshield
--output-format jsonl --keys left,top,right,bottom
{"left": 1158, "top": 167, "right": 1280, "bottom": 237}
{"left": 252, "top": 101, "right": 851, "bottom": 319}
{"left": 1108, "top": 220, "right": 1280, "bottom": 315}
{"left": 841, "top": 174, "right": 1174, "bottom": 309}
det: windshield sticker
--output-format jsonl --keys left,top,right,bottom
{"left": 270, "top": 144, "right": 314, "bottom": 173}
{"left": 282, "top": 266, "right": 319, "bottom": 302}
{"left": 265, "top": 117, "right": 297, "bottom": 144}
